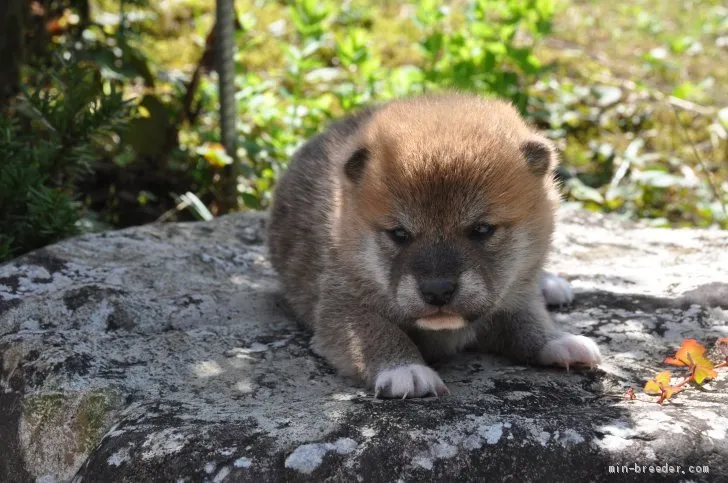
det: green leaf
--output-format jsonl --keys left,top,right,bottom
{"left": 566, "top": 178, "right": 605, "bottom": 204}
{"left": 632, "top": 170, "right": 686, "bottom": 189}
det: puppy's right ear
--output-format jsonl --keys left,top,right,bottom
{"left": 343, "top": 147, "right": 370, "bottom": 183}
{"left": 521, "top": 138, "right": 558, "bottom": 178}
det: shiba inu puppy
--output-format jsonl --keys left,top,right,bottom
{"left": 268, "top": 93, "right": 601, "bottom": 398}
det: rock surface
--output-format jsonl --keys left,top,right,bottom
{"left": 1, "top": 207, "right": 727, "bottom": 482}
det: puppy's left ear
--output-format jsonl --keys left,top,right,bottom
{"left": 521, "top": 138, "right": 558, "bottom": 177}
{"left": 343, "top": 146, "right": 370, "bottom": 183}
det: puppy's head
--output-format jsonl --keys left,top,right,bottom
{"left": 336, "top": 93, "right": 560, "bottom": 329}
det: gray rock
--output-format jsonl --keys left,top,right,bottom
{"left": 1, "top": 208, "right": 727, "bottom": 482}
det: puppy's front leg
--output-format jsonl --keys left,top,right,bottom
{"left": 312, "top": 294, "right": 448, "bottom": 398}
{"left": 479, "top": 294, "right": 602, "bottom": 369}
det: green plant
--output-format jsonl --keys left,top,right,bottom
{"left": 221, "top": 0, "right": 559, "bottom": 210}
{"left": 415, "top": 0, "right": 556, "bottom": 110}
{"left": 0, "top": 63, "right": 131, "bottom": 261}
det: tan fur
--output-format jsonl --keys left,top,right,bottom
{"left": 268, "top": 92, "right": 600, "bottom": 398}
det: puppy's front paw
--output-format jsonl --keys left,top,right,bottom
{"left": 539, "top": 272, "right": 574, "bottom": 306}
{"left": 539, "top": 334, "right": 602, "bottom": 370}
{"left": 374, "top": 364, "right": 449, "bottom": 399}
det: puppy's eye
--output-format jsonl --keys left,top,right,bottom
{"left": 469, "top": 223, "right": 496, "bottom": 240}
{"left": 386, "top": 227, "right": 411, "bottom": 244}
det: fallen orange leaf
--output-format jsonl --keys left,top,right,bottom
{"left": 658, "top": 385, "right": 681, "bottom": 404}
{"left": 644, "top": 371, "right": 671, "bottom": 394}
{"left": 693, "top": 365, "right": 718, "bottom": 385}
{"left": 663, "top": 339, "right": 717, "bottom": 386}
{"left": 644, "top": 370, "right": 684, "bottom": 403}
{"left": 664, "top": 339, "right": 713, "bottom": 369}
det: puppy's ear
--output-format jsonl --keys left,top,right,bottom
{"left": 343, "top": 147, "right": 370, "bottom": 183}
{"left": 521, "top": 138, "right": 558, "bottom": 177}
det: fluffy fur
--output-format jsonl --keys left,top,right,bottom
{"left": 268, "top": 92, "right": 601, "bottom": 398}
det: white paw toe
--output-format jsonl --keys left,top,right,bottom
{"left": 374, "top": 364, "right": 448, "bottom": 399}
{"left": 540, "top": 272, "right": 574, "bottom": 306}
{"left": 539, "top": 334, "right": 602, "bottom": 369}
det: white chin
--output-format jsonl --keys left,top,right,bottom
{"left": 415, "top": 314, "right": 467, "bottom": 331}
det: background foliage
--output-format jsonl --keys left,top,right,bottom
{"left": 1, "top": 0, "right": 727, "bottom": 262}
{"left": 0, "top": 64, "right": 130, "bottom": 260}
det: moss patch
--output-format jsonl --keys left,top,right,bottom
{"left": 74, "top": 389, "right": 123, "bottom": 453}
{"left": 23, "top": 388, "right": 123, "bottom": 459}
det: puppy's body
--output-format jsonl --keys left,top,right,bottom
{"left": 268, "top": 93, "right": 601, "bottom": 398}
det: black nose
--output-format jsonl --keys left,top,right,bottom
{"left": 419, "top": 279, "right": 458, "bottom": 306}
